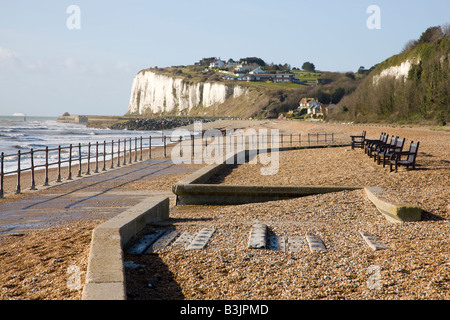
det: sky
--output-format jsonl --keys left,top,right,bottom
{"left": 0, "top": 0, "right": 449, "bottom": 117}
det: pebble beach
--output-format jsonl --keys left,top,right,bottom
{"left": 1, "top": 120, "right": 449, "bottom": 300}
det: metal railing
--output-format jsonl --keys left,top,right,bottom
{"left": 0, "top": 132, "right": 336, "bottom": 198}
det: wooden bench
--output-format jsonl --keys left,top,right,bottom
{"left": 376, "top": 137, "right": 405, "bottom": 167}
{"left": 366, "top": 133, "right": 389, "bottom": 157}
{"left": 363, "top": 132, "right": 384, "bottom": 154}
{"left": 371, "top": 135, "right": 396, "bottom": 161}
{"left": 350, "top": 131, "right": 366, "bottom": 149}
{"left": 389, "top": 141, "right": 420, "bottom": 172}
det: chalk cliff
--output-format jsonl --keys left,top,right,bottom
{"left": 127, "top": 70, "right": 249, "bottom": 116}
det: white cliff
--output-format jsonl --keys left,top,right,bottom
{"left": 127, "top": 70, "right": 248, "bottom": 115}
{"left": 372, "top": 58, "right": 420, "bottom": 85}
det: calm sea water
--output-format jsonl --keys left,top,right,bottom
{"left": 0, "top": 116, "right": 169, "bottom": 173}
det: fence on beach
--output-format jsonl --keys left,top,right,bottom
{"left": 0, "top": 132, "right": 338, "bottom": 198}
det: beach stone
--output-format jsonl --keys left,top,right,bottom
{"left": 248, "top": 224, "right": 267, "bottom": 249}
{"left": 186, "top": 228, "right": 216, "bottom": 250}
{"left": 305, "top": 233, "right": 327, "bottom": 253}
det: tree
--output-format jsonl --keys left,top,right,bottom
{"left": 418, "top": 26, "right": 443, "bottom": 44}
{"left": 302, "top": 62, "right": 315, "bottom": 72}
{"left": 240, "top": 57, "right": 266, "bottom": 66}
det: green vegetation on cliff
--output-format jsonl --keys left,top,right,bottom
{"left": 329, "top": 25, "right": 450, "bottom": 125}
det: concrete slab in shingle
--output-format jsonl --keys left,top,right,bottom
{"left": 359, "top": 231, "right": 389, "bottom": 251}
{"left": 186, "top": 228, "right": 216, "bottom": 250}
{"left": 305, "top": 233, "right": 327, "bottom": 253}
{"left": 248, "top": 224, "right": 267, "bottom": 249}
{"left": 171, "top": 231, "right": 196, "bottom": 249}
{"left": 145, "top": 230, "right": 180, "bottom": 253}
{"left": 268, "top": 235, "right": 286, "bottom": 252}
{"left": 127, "top": 229, "right": 166, "bottom": 255}
{"left": 287, "top": 236, "right": 305, "bottom": 252}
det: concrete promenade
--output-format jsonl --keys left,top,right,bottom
{"left": 0, "top": 159, "right": 197, "bottom": 235}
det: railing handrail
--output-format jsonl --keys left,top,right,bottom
{"left": 0, "top": 132, "right": 337, "bottom": 198}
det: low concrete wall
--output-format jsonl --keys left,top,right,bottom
{"left": 173, "top": 147, "right": 362, "bottom": 205}
{"left": 364, "top": 187, "right": 422, "bottom": 223}
{"left": 174, "top": 184, "right": 362, "bottom": 205}
{"left": 81, "top": 196, "right": 169, "bottom": 300}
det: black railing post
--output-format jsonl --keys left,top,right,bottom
{"left": 163, "top": 134, "right": 166, "bottom": 158}
{"left": 140, "top": 136, "right": 143, "bottom": 161}
{"left": 30, "top": 148, "right": 37, "bottom": 190}
{"left": 57, "top": 145, "right": 62, "bottom": 183}
{"left": 149, "top": 136, "right": 152, "bottom": 159}
{"left": 129, "top": 138, "right": 132, "bottom": 164}
{"left": 117, "top": 139, "right": 121, "bottom": 167}
{"left": 77, "top": 143, "right": 82, "bottom": 177}
{"left": 103, "top": 141, "right": 107, "bottom": 171}
{"left": 123, "top": 138, "right": 127, "bottom": 166}
{"left": 68, "top": 144, "right": 73, "bottom": 180}
{"left": 135, "top": 137, "right": 138, "bottom": 162}
{"left": 0, "top": 152, "right": 4, "bottom": 198}
{"left": 95, "top": 142, "right": 99, "bottom": 173}
{"left": 299, "top": 133, "right": 301, "bottom": 147}
{"left": 44, "top": 146, "right": 49, "bottom": 186}
{"left": 111, "top": 140, "right": 114, "bottom": 169}
{"left": 86, "top": 142, "right": 91, "bottom": 175}
{"left": 16, "top": 150, "right": 21, "bottom": 194}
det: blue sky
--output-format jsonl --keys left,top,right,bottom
{"left": 0, "top": 0, "right": 449, "bottom": 117}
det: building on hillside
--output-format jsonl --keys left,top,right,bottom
{"left": 242, "top": 73, "right": 298, "bottom": 83}
{"left": 209, "top": 59, "right": 226, "bottom": 69}
{"left": 299, "top": 98, "right": 320, "bottom": 108}
{"left": 249, "top": 66, "right": 266, "bottom": 74}
{"left": 272, "top": 73, "right": 296, "bottom": 83}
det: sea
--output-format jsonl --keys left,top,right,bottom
{"left": 0, "top": 116, "right": 170, "bottom": 174}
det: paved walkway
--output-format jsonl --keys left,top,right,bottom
{"left": 0, "top": 159, "right": 197, "bottom": 235}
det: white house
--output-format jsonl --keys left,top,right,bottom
{"left": 210, "top": 59, "right": 226, "bottom": 69}
{"left": 298, "top": 98, "right": 322, "bottom": 115}
{"left": 249, "top": 66, "right": 266, "bottom": 74}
